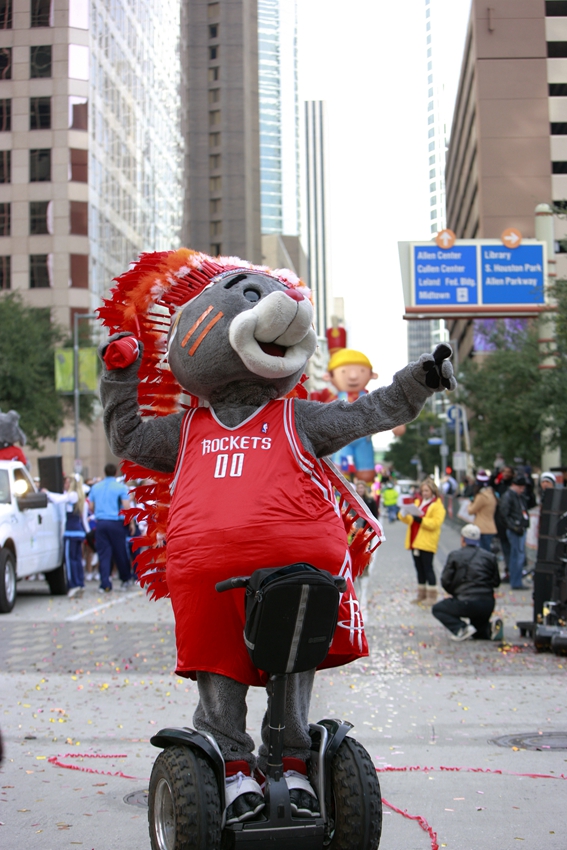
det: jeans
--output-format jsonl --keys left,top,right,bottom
{"left": 506, "top": 529, "right": 527, "bottom": 588}
{"left": 479, "top": 534, "right": 494, "bottom": 553}
{"left": 432, "top": 596, "right": 495, "bottom": 639}
{"left": 387, "top": 504, "right": 398, "bottom": 522}
{"left": 412, "top": 549, "right": 436, "bottom": 586}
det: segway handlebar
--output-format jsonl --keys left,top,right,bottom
{"left": 215, "top": 576, "right": 250, "bottom": 593}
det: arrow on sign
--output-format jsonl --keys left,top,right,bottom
{"left": 435, "top": 229, "right": 456, "bottom": 249}
{"left": 501, "top": 228, "right": 522, "bottom": 248}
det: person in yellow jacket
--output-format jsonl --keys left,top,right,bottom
{"left": 399, "top": 478, "right": 446, "bottom": 604}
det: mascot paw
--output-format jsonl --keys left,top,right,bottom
{"left": 418, "top": 343, "right": 456, "bottom": 392}
{"left": 224, "top": 772, "right": 265, "bottom": 825}
{"left": 100, "top": 333, "right": 142, "bottom": 370}
{"left": 284, "top": 769, "right": 321, "bottom": 817}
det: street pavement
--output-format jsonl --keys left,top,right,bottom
{"left": 0, "top": 517, "right": 565, "bottom": 850}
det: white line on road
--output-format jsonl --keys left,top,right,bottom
{"left": 65, "top": 590, "right": 144, "bottom": 622}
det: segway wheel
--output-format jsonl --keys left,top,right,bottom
{"left": 148, "top": 745, "right": 222, "bottom": 850}
{"left": 326, "top": 737, "right": 382, "bottom": 850}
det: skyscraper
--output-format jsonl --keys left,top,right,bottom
{"left": 0, "top": 0, "right": 183, "bottom": 473}
{"left": 180, "top": 0, "right": 262, "bottom": 263}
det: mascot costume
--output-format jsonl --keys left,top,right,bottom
{"left": 0, "top": 409, "right": 28, "bottom": 465}
{"left": 98, "top": 249, "right": 455, "bottom": 824}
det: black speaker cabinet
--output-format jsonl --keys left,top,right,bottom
{"left": 537, "top": 488, "right": 567, "bottom": 563}
{"left": 38, "top": 455, "right": 64, "bottom": 494}
{"left": 533, "top": 565, "right": 557, "bottom": 619}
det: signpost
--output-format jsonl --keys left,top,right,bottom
{"left": 398, "top": 238, "right": 546, "bottom": 319}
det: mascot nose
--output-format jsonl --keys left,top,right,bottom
{"left": 285, "top": 287, "right": 304, "bottom": 302}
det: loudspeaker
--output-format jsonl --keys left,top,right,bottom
{"left": 537, "top": 488, "right": 567, "bottom": 563}
{"left": 533, "top": 565, "right": 557, "bottom": 619}
{"left": 38, "top": 455, "right": 64, "bottom": 494}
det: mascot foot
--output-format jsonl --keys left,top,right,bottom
{"left": 225, "top": 769, "right": 265, "bottom": 825}
{"left": 283, "top": 759, "right": 320, "bottom": 817}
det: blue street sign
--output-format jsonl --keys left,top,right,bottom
{"left": 59, "top": 436, "right": 76, "bottom": 442}
{"left": 427, "top": 437, "right": 443, "bottom": 445}
{"left": 446, "top": 405, "right": 458, "bottom": 423}
{"left": 481, "top": 244, "right": 544, "bottom": 305}
{"left": 413, "top": 245, "right": 478, "bottom": 306}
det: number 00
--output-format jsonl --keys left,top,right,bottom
{"left": 214, "top": 452, "right": 244, "bottom": 478}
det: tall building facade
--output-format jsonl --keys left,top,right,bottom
{"left": 444, "top": 0, "right": 567, "bottom": 360}
{"left": 181, "top": 0, "right": 262, "bottom": 263}
{"left": 407, "top": 0, "right": 446, "bottom": 366}
{"left": 0, "top": 0, "right": 183, "bottom": 475}
{"left": 257, "top": 0, "right": 299, "bottom": 237}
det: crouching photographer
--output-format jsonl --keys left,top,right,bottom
{"left": 432, "top": 523, "right": 502, "bottom": 642}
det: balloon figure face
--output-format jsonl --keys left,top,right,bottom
{"left": 330, "top": 364, "right": 376, "bottom": 395}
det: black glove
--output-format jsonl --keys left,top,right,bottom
{"left": 420, "top": 344, "right": 457, "bottom": 391}
{"left": 413, "top": 517, "right": 422, "bottom": 524}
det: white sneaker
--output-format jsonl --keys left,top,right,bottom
{"left": 284, "top": 770, "right": 320, "bottom": 817}
{"left": 449, "top": 624, "right": 477, "bottom": 642}
{"left": 224, "top": 772, "right": 265, "bottom": 825}
{"left": 67, "top": 586, "right": 83, "bottom": 599}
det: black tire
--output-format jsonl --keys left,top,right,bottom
{"left": 148, "top": 746, "right": 222, "bottom": 850}
{"left": 0, "top": 549, "right": 17, "bottom": 614}
{"left": 46, "top": 562, "right": 68, "bottom": 596}
{"left": 326, "top": 736, "right": 382, "bottom": 850}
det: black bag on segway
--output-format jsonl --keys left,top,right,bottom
{"left": 243, "top": 563, "right": 342, "bottom": 675}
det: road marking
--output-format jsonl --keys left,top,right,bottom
{"left": 65, "top": 590, "right": 143, "bottom": 622}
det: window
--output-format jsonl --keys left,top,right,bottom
{"left": 430, "top": 210, "right": 437, "bottom": 220}
{"left": 549, "top": 83, "right": 567, "bottom": 96}
{"left": 551, "top": 122, "right": 567, "bottom": 134}
{"left": 428, "top": 128, "right": 434, "bottom": 138}
{"left": 30, "top": 254, "right": 50, "bottom": 288}
{"left": 31, "top": 0, "right": 51, "bottom": 26}
{"left": 427, "top": 74, "right": 432, "bottom": 84}
{"left": 429, "top": 155, "right": 435, "bottom": 165}
{"left": 70, "top": 148, "right": 87, "bottom": 182}
{"left": 209, "top": 24, "right": 218, "bottom": 38}
{"left": 209, "top": 154, "right": 221, "bottom": 170}
{"left": 29, "top": 200, "right": 50, "bottom": 234}
{"left": 210, "top": 198, "right": 221, "bottom": 215}
{"left": 30, "top": 97, "right": 51, "bottom": 129}
{"left": 427, "top": 114, "right": 434, "bottom": 125}
{"left": 429, "top": 169, "right": 436, "bottom": 178}
{"left": 209, "top": 176, "right": 221, "bottom": 192}
{"left": 0, "top": 99, "right": 10, "bottom": 131}
{"left": 209, "top": 132, "right": 220, "bottom": 148}
{"left": 208, "top": 67, "right": 219, "bottom": 82}
{"left": 208, "top": 2, "right": 219, "bottom": 18}
{"left": 209, "top": 111, "right": 220, "bottom": 127}
{"left": 69, "top": 44, "right": 89, "bottom": 80}
{"left": 208, "top": 89, "right": 220, "bottom": 104}
{"left": 553, "top": 199, "right": 567, "bottom": 211}
{"left": 209, "top": 45, "right": 218, "bottom": 61}
{"left": 0, "top": 254, "right": 9, "bottom": 289}
{"left": 0, "top": 202, "right": 9, "bottom": 236}
{"left": 70, "top": 253, "right": 88, "bottom": 288}
{"left": 548, "top": 42, "right": 567, "bottom": 58}
{"left": 30, "top": 45, "right": 52, "bottom": 78}
{"left": 0, "top": 0, "right": 12, "bottom": 28}
{"left": 546, "top": 1, "right": 567, "bottom": 15}
{"left": 210, "top": 221, "right": 222, "bottom": 237}
{"left": 430, "top": 195, "right": 437, "bottom": 205}
{"left": 70, "top": 200, "right": 88, "bottom": 235}
{"left": 69, "top": 96, "right": 88, "bottom": 130}
{"left": 428, "top": 141, "right": 435, "bottom": 151}
{"left": 0, "top": 47, "right": 12, "bottom": 79}
{"left": 69, "top": 0, "right": 88, "bottom": 28}
{"left": 30, "top": 149, "right": 51, "bottom": 181}
{"left": 0, "top": 150, "right": 10, "bottom": 182}
{"left": 552, "top": 161, "right": 567, "bottom": 173}
{"left": 210, "top": 243, "right": 221, "bottom": 255}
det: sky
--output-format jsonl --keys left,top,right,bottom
{"left": 296, "top": 0, "right": 471, "bottom": 445}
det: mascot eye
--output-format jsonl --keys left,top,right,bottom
{"left": 243, "top": 288, "right": 261, "bottom": 303}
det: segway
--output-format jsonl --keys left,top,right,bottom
{"left": 147, "top": 563, "right": 382, "bottom": 850}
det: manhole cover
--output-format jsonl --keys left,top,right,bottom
{"left": 490, "top": 732, "right": 567, "bottom": 751}
{"left": 124, "top": 789, "right": 149, "bottom": 808}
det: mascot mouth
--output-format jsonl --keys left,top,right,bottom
{"left": 259, "top": 342, "right": 287, "bottom": 357}
{"left": 229, "top": 290, "right": 317, "bottom": 379}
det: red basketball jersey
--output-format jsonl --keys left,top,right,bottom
{"left": 165, "top": 399, "right": 368, "bottom": 686}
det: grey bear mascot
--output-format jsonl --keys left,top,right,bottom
{"left": 98, "top": 249, "right": 455, "bottom": 823}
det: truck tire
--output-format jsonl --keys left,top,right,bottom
{"left": 46, "top": 562, "right": 68, "bottom": 596}
{"left": 0, "top": 549, "right": 17, "bottom": 614}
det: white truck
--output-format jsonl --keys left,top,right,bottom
{"left": 0, "top": 460, "right": 66, "bottom": 613}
